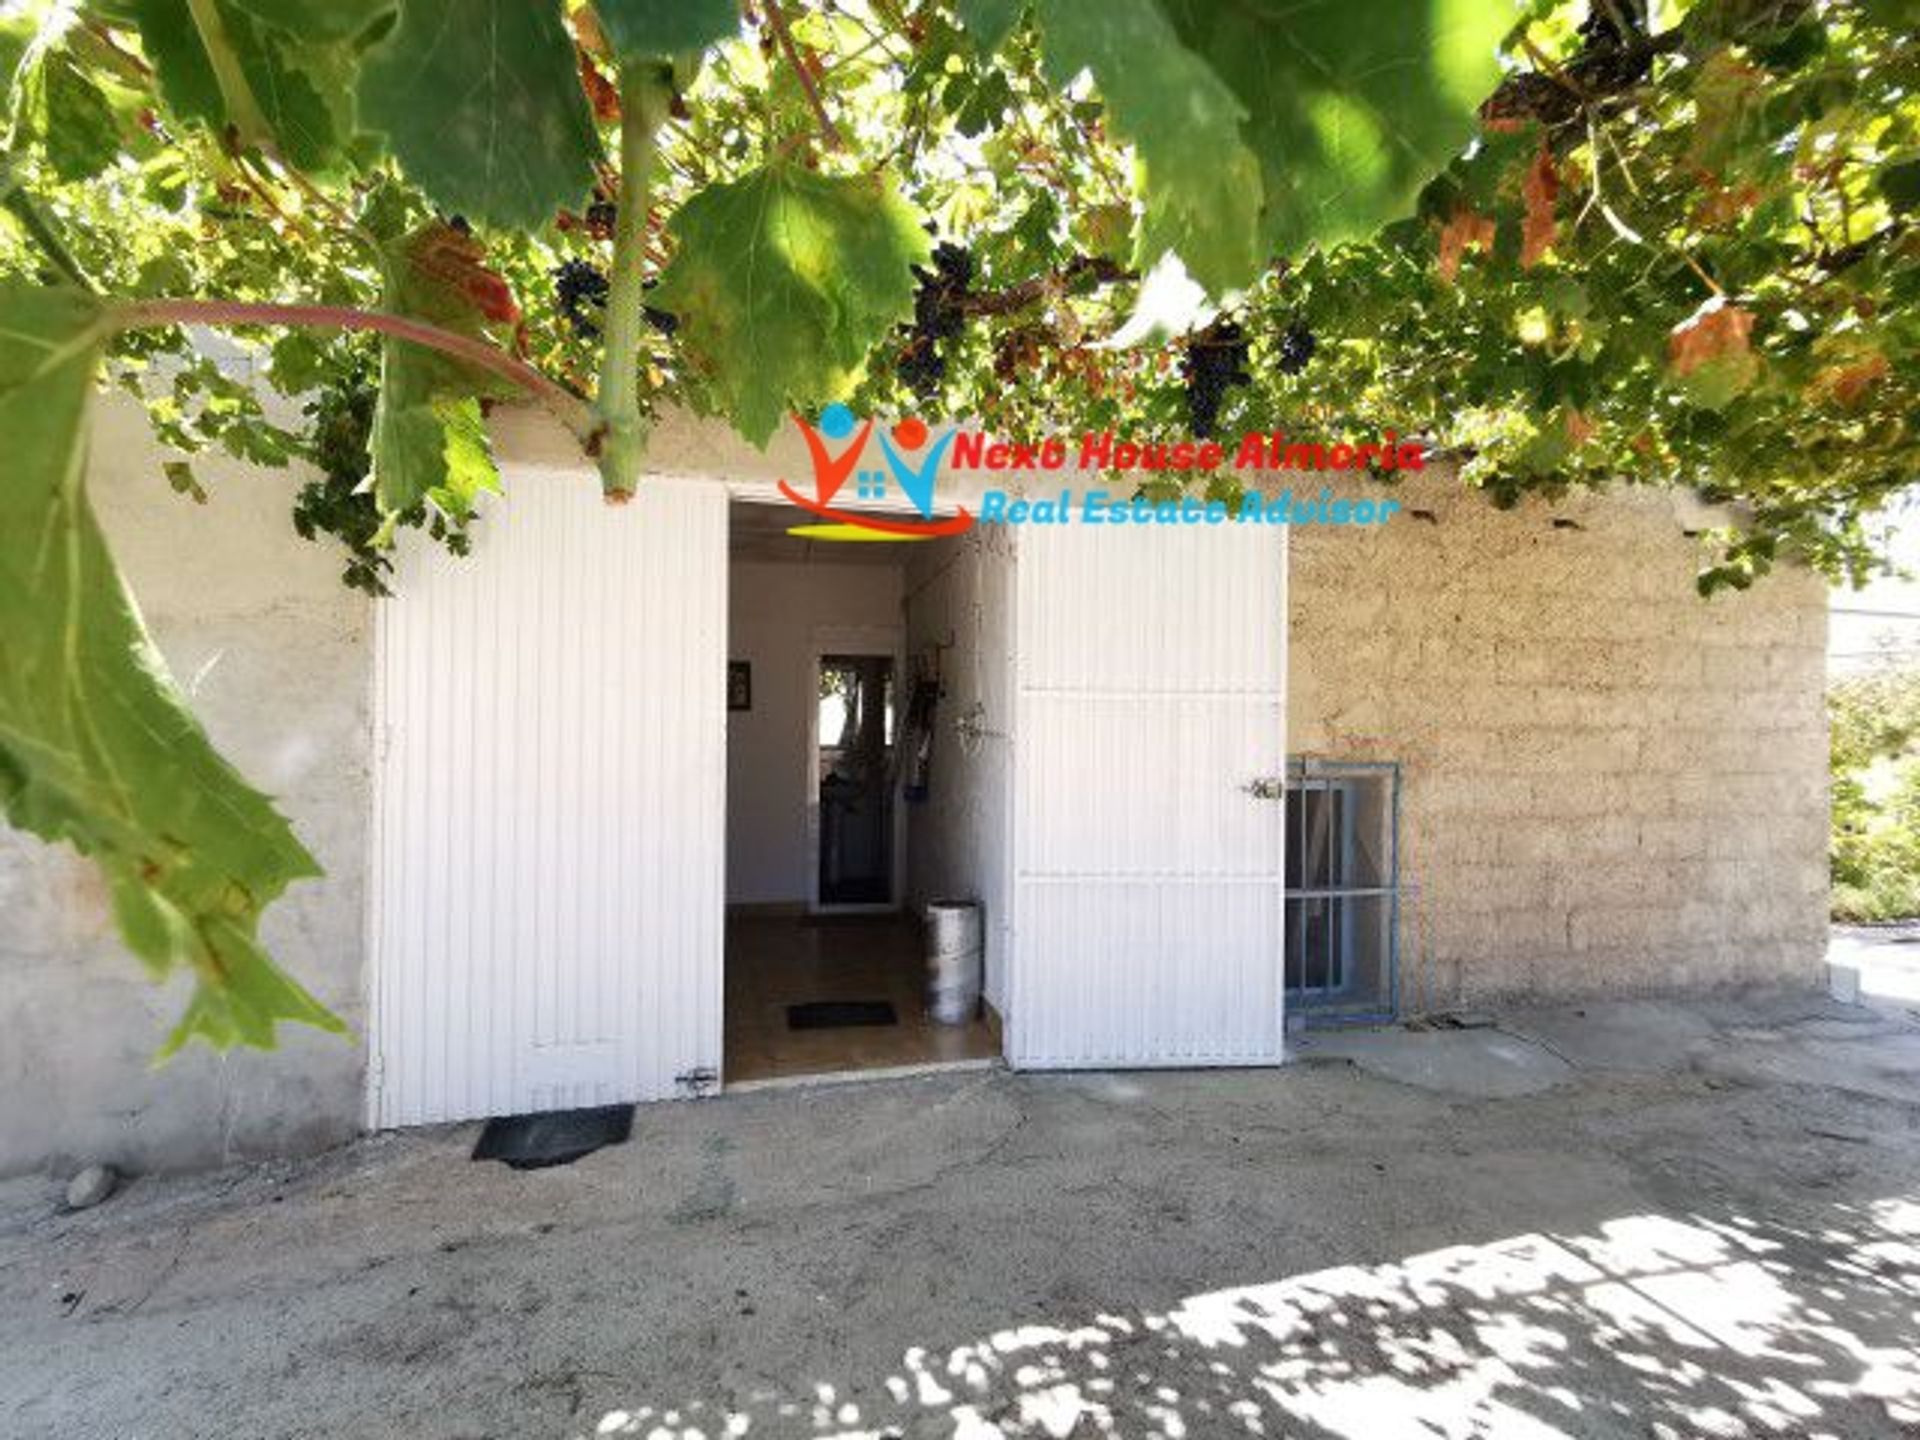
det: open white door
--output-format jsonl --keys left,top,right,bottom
{"left": 369, "top": 475, "right": 727, "bottom": 1128}
{"left": 1008, "top": 522, "right": 1287, "bottom": 1068}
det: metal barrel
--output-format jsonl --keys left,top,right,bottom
{"left": 925, "top": 900, "right": 984, "bottom": 1026}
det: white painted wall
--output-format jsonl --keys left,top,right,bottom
{"left": 0, "top": 395, "right": 370, "bottom": 1179}
{"left": 726, "top": 558, "right": 905, "bottom": 905}
{"left": 902, "top": 529, "right": 1017, "bottom": 1012}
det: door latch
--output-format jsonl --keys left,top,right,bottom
{"left": 1241, "top": 777, "right": 1286, "bottom": 801}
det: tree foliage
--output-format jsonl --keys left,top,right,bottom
{"left": 0, "top": 0, "right": 1913, "bottom": 1046}
{"left": 1831, "top": 666, "right": 1920, "bottom": 922}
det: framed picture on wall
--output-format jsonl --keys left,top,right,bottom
{"left": 728, "top": 661, "right": 752, "bottom": 712}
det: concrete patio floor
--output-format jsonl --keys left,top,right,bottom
{"left": 1831, "top": 921, "right": 1920, "bottom": 1008}
{"left": 3, "top": 989, "right": 1919, "bottom": 1439}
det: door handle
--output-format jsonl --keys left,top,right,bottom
{"left": 1241, "top": 777, "right": 1286, "bottom": 801}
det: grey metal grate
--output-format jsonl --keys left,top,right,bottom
{"left": 1285, "top": 759, "right": 1401, "bottom": 1026}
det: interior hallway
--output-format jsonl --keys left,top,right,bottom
{"left": 724, "top": 913, "right": 1000, "bottom": 1083}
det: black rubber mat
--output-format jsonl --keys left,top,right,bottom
{"left": 787, "top": 1000, "right": 898, "bottom": 1030}
{"left": 472, "top": 1104, "right": 634, "bottom": 1169}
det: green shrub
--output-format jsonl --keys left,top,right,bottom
{"left": 1830, "top": 670, "right": 1920, "bottom": 923}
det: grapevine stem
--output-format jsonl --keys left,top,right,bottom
{"left": 0, "top": 171, "right": 95, "bottom": 292}
{"left": 183, "top": 0, "right": 272, "bottom": 148}
{"left": 118, "top": 298, "right": 601, "bottom": 446}
{"left": 592, "top": 63, "right": 673, "bottom": 500}
{"left": 765, "top": 0, "right": 845, "bottom": 150}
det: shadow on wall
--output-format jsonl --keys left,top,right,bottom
{"left": 583, "top": 1191, "right": 1920, "bottom": 1438}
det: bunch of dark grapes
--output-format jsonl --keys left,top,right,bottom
{"left": 1277, "top": 319, "right": 1317, "bottom": 376}
{"left": 585, "top": 198, "right": 618, "bottom": 241}
{"left": 553, "top": 258, "right": 609, "bottom": 338}
{"left": 1574, "top": 1, "right": 1651, "bottom": 88}
{"left": 899, "top": 242, "right": 972, "bottom": 400}
{"left": 1182, "top": 318, "right": 1250, "bottom": 438}
{"left": 642, "top": 278, "right": 677, "bottom": 336}
{"left": 1576, "top": 0, "right": 1643, "bottom": 49}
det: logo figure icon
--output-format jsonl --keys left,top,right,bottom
{"left": 778, "top": 403, "right": 973, "bottom": 540}
{"left": 793, "top": 402, "right": 873, "bottom": 509}
{"left": 875, "top": 416, "right": 956, "bottom": 520}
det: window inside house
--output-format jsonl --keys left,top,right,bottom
{"left": 1285, "top": 760, "right": 1399, "bottom": 1023}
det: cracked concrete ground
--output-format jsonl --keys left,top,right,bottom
{"left": 3, "top": 990, "right": 1919, "bottom": 1440}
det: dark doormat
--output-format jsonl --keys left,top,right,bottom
{"left": 472, "top": 1104, "right": 634, "bottom": 1169}
{"left": 788, "top": 999, "right": 898, "bottom": 1030}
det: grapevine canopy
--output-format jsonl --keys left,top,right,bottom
{"left": 0, "top": 0, "right": 1914, "bottom": 1047}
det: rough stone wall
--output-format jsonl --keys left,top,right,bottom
{"left": 0, "top": 397, "right": 371, "bottom": 1178}
{"left": 1287, "top": 468, "right": 1829, "bottom": 1010}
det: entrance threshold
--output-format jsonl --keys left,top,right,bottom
{"left": 726, "top": 1055, "right": 1004, "bottom": 1095}
{"left": 725, "top": 912, "right": 1000, "bottom": 1083}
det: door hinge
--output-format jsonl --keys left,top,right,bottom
{"left": 1241, "top": 776, "right": 1286, "bottom": 801}
{"left": 675, "top": 1067, "right": 720, "bottom": 1098}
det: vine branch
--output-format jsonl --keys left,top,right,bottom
{"left": 765, "top": 0, "right": 845, "bottom": 150}
{"left": 117, "top": 298, "right": 600, "bottom": 446}
{"left": 959, "top": 256, "right": 1135, "bottom": 317}
{"left": 0, "top": 161, "right": 94, "bottom": 292}
{"left": 182, "top": 0, "right": 271, "bottom": 148}
{"left": 592, "top": 64, "right": 673, "bottom": 501}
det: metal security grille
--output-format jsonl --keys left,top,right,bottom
{"left": 1285, "top": 759, "right": 1400, "bottom": 1025}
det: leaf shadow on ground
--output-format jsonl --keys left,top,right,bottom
{"left": 584, "top": 1188, "right": 1920, "bottom": 1439}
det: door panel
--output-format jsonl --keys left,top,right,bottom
{"left": 370, "top": 476, "right": 727, "bottom": 1127}
{"left": 1009, "top": 523, "right": 1287, "bottom": 1068}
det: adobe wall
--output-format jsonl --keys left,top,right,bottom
{"left": 1287, "top": 468, "right": 1829, "bottom": 1008}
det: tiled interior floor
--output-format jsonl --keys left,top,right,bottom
{"left": 725, "top": 912, "right": 1001, "bottom": 1083}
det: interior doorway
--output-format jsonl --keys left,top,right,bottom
{"left": 724, "top": 502, "right": 1002, "bottom": 1085}
{"left": 815, "top": 653, "right": 897, "bottom": 907}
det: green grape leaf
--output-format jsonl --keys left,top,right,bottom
{"left": 0, "top": 12, "right": 34, "bottom": 113}
{"left": 1688, "top": 48, "right": 1766, "bottom": 173}
{"left": 653, "top": 163, "right": 931, "bottom": 447}
{"left": 1040, "top": 0, "right": 1260, "bottom": 297}
{"left": 961, "top": 0, "right": 1503, "bottom": 294}
{"left": 594, "top": 0, "right": 739, "bottom": 59}
{"left": 1161, "top": 0, "right": 1510, "bottom": 261}
{"left": 1879, "top": 154, "right": 1920, "bottom": 214}
{"left": 1857, "top": 0, "right": 1920, "bottom": 27}
{"left": 0, "top": 283, "right": 340, "bottom": 1053}
{"left": 8, "top": 19, "right": 122, "bottom": 182}
{"left": 357, "top": 0, "right": 599, "bottom": 230}
{"left": 369, "top": 221, "right": 512, "bottom": 520}
{"left": 957, "top": 0, "right": 1029, "bottom": 55}
{"left": 226, "top": 0, "right": 394, "bottom": 44}
{"left": 370, "top": 394, "right": 496, "bottom": 538}
{"left": 132, "top": 0, "right": 347, "bottom": 171}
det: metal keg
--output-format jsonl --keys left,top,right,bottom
{"left": 924, "top": 900, "right": 983, "bottom": 1025}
